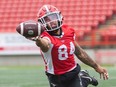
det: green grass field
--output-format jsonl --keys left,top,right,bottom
{"left": 0, "top": 65, "right": 115, "bottom": 87}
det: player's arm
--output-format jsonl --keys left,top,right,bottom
{"left": 35, "top": 37, "right": 50, "bottom": 52}
{"left": 74, "top": 41, "right": 109, "bottom": 80}
{"left": 74, "top": 41, "right": 98, "bottom": 69}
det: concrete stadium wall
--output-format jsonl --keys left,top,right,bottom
{"left": 0, "top": 49, "right": 116, "bottom": 66}
{"left": 0, "top": 55, "right": 44, "bottom": 66}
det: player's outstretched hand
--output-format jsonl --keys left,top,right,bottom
{"left": 94, "top": 65, "right": 109, "bottom": 80}
{"left": 26, "top": 36, "right": 39, "bottom": 41}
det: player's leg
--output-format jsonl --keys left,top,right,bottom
{"left": 60, "top": 69, "right": 98, "bottom": 87}
{"left": 62, "top": 64, "right": 82, "bottom": 87}
{"left": 79, "top": 70, "right": 98, "bottom": 87}
{"left": 46, "top": 64, "right": 81, "bottom": 87}
{"left": 46, "top": 72, "right": 64, "bottom": 87}
{"left": 64, "top": 74, "right": 82, "bottom": 87}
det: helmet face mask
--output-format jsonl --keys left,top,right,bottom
{"left": 37, "top": 5, "right": 63, "bottom": 31}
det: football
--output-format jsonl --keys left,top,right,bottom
{"left": 16, "top": 20, "right": 45, "bottom": 38}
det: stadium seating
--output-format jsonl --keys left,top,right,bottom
{"left": 0, "top": 0, "right": 115, "bottom": 33}
{"left": 100, "top": 26, "right": 116, "bottom": 41}
{"left": 0, "top": 0, "right": 116, "bottom": 47}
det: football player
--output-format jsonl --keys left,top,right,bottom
{"left": 35, "top": 5, "right": 109, "bottom": 87}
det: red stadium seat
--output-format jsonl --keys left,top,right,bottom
{"left": 0, "top": 0, "right": 115, "bottom": 33}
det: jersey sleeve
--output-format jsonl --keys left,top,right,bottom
{"left": 40, "top": 31, "right": 52, "bottom": 44}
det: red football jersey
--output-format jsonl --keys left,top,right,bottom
{"left": 40, "top": 24, "right": 77, "bottom": 75}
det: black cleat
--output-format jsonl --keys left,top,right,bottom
{"left": 79, "top": 70, "right": 98, "bottom": 86}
